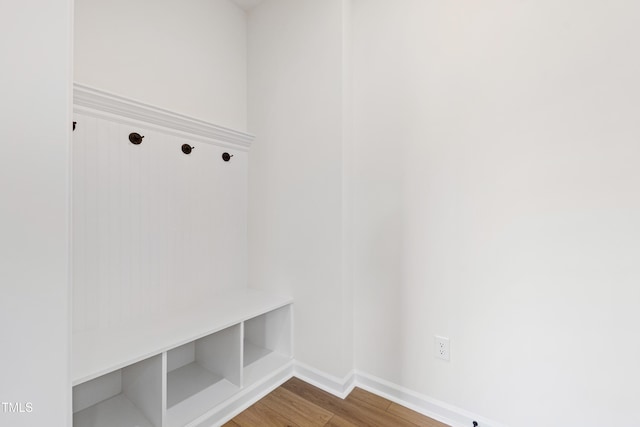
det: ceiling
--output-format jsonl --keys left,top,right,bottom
{"left": 231, "top": 0, "right": 264, "bottom": 11}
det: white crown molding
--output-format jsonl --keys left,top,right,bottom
{"left": 73, "top": 83, "right": 254, "bottom": 151}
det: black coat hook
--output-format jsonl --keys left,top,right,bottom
{"left": 129, "top": 133, "right": 144, "bottom": 145}
{"left": 182, "top": 144, "right": 194, "bottom": 154}
{"left": 222, "top": 152, "right": 233, "bottom": 162}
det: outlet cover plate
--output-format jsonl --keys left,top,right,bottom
{"left": 435, "top": 336, "right": 450, "bottom": 361}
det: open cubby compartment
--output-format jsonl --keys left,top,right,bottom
{"left": 72, "top": 354, "right": 163, "bottom": 427}
{"left": 243, "top": 304, "right": 292, "bottom": 386}
{"left": 166, "top": 323, "right": 242, "bottom": 427}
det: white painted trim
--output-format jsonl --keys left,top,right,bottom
{"left": 291, "top": 362, "right": 508, "bottom": 427}
{"left": 354, "top": 371, "right": 509, "bottom": 427}
{"left": 73, "top": 83, "right": 254, "bottom": 151}
{"left": 187, "top": 360, "right": 507, "bottom": 427}
{"left": 293, "top": 362, "right": 356, "bottom": 399}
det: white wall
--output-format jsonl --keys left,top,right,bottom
{"left": 247, "top": 0, "right": 353, "bottom": 378}
{"left": 352, "top": 1, "right": 640, "bottom": 426}
{"left": 74, "top": 0, "right": 247, "bottom": 130}
{"left": 0, "top": 2, "right": 72, "bottom": 426}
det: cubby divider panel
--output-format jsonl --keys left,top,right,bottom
{"left": 243, "top": 305, "right": 292, "bottom": 386}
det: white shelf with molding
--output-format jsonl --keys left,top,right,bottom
{"left": 72, "top": 288, "right": 293, "bottom": 427}
{"left": 73, "top": 83, "right": 254, "bottom": 151}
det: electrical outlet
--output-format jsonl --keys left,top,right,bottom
{"left": 435, "top": 336, "right": 450, "bottom": 361}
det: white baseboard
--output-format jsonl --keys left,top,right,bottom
{"left": 194, "top": 359, "right": 507, "bottom": 427}
{"left": 292, "top": 362, "right": 508, "bottom": 427}
{"left": 293, "top": 361, "right": 356, "bottom": 399}
{"left": 354, "top": 371, "right": 507, "bottom": 427}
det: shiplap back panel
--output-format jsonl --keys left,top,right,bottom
{"left": 72, "top": 111, "right": 248, "bottom": 333}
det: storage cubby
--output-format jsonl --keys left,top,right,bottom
{"left": 73, "top": 355, "right": 162, "bottom": 427}
{"left": 243, "top": 304, "right": 292, "bottom": 386}
{"left": 73, "top": 289, "right": 292, "bottom": 427}
{"left": 166, "top": 324, "right": 242, "bottom": 427}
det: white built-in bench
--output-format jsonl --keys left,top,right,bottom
{"left": 72, "top": 289, "right": 293, "bottom": 427}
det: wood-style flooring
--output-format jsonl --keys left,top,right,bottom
{"left": 223, "top": 377, "right": 451, "bottom": 427}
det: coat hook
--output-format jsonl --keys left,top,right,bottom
{"left": 182, "top": 144, "right": 194, "bottom": 154}
{"left": 129, "top": 132, "right": 144, "bottom": 145}
{"left": 73, "top": 121, "right": 77, "bottom": 131}
{"left": 222, "top": 152, "right": 233, "bottom": 162}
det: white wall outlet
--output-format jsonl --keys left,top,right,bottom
{"left": 435, "top": 336, "right": 450, "bottom": 361}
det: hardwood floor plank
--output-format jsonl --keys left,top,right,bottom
{"left": 233, "top": 402, "right": 299, "bottom": 427}
{"left": 261, "top": 386, "right": 333, "bottom": 426}
{"left": 232, "top": 378, "right": 451, "bottom": 427}
{"left": 387, "top": 402, "right": 451, "bottom": 427}
{"left": 281, "top": 377, "right": 346, "bottom": 410}
{"left": 346, "top": 387, "right": 391, "bottom": 411}
{"left": 281, "top": 378, "right": 417, "bottom": 427}
{"left": 324, "top": 415, "right": 359, "bottom": 427}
